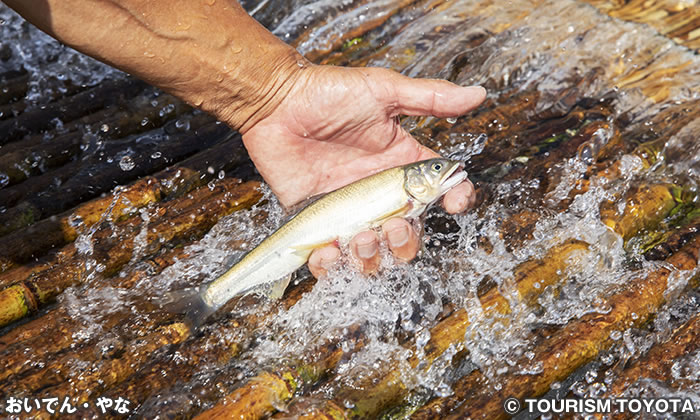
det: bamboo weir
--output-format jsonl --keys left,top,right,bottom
{"left": 0, "top": 0, "right": 699, "bottom": 419}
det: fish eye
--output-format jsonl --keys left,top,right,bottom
{"left": 432, "top": 162, "right": 443, "bottom": 171}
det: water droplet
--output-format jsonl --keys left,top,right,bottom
{"left": 344, "top": 400, "right": 355, "bottom": 409}
{"left": 119, "top": 155, "right": 135, "bottom": 171}
{"left": 416, "top": 329, "right": 430, "bottom": 347}
{"left": 435, "top": 382, "right": 453, "bottom": 397}
{"left": 446, "top": 117, "right": 457, "bottom": 124}
{"left": 151, "top": 151, "right": 162, "bottom": 159}
{"left": 100, "top": 124, "right": 109, "bottom": 133}
{"left": 218, "top": 170, "right": 225, "bottom": 179}
{"left": 175, "top": 118, "right": 190, "bottom": 131}
{"left": 141, "top": 117, "right": 150, "bottom": 127}
{"left": 609, "top": 330, "right": 622, "bottom": 341}
{"left": 585, "top": 369, "right": 597, "bottom": 383}
{"left": 159, "top": 103, "right": 176, "bottom": 117}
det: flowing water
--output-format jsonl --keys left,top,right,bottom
{"left": 0, "top": 0, "right": 699, "bottom": 419}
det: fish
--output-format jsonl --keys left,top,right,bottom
{"left": 171, "top": 157, "right": 467, "bottom": 329}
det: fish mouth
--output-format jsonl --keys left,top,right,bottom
{"left": 440, "top": 162, "right": 467, "bottom": 193}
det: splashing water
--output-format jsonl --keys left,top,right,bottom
{"left": 2, "top": 0, "right": 699, "bottom": 417}
{"left": 0, "top": 6, "right": 123, "bottom": 106}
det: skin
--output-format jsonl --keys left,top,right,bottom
{"left": 4, "top": 0, "right": 483, "bottom": 279}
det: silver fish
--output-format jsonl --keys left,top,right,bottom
{"left": 175, "top": 157, "right": 467, "bottom": 328}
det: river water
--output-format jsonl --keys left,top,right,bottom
{"left": 0, "top": 0, "right": 698, "bottom": 419}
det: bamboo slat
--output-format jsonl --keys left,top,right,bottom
{"left": 413, "top": 235, "right": 700, "bottom": 419}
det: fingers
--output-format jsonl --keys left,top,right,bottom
{"left": 307, "top": 219, "right": 421, "bottom": 278}
{"left": 382, "top": 218, "right": 420, "bottom": 262}
{"left": 350, "top": 231, "right": 381, "bottom": 275}
{"left": 308, "top": 245, "right": 341, "bottom": 279}
{"left": 443, "top": 180, "right": 477, "bottom": 214}
{"left": 374, "top": 69, "right": 486, "bottom": 118}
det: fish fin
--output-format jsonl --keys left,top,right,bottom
{"left": 266, "top": 273, "right": 294, "bottom": 299}
{"left": 283, "top": 192, "right": 328, "bottom": 218}
{"left": 158, "top": 287, "right": 217, "bottom": 331}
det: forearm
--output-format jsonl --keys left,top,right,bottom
{"left": 3, "top": 0, "right": 305, "bottom": 131}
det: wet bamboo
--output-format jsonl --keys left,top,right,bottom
{"left": 0, "top": 131, "right": 247, "bottom": 273}
{"left": 412, "top": 234, "right": 700, "bottom": 420}
{"left": 295, "top": 0, "right": 419, "bottom": 63}
{"left": 0, "top": 92, "right": 188, "bottom": 189}
{"left": 600, "top": 183, "right": 682, "bottom": 242}
{"left": 0, "top": 111, "right": 216, "bottom": 218}
{"left": 0, "top": 178, "right": 262, "bottom": 328}
{"left": 96, "top": 279, "right": 320, "bottom": 419}
{"left": 0, "top": 176, "right": 162, "bottom": 275}
{"left": 273, "top": 137, "right": 691, "bottom": 419}
{"left": 0, "top": 246, "right": 192, "bottom": 384}
{"left": 0, "top": 72, "right": 28, "bottom": 107}
{"left": 0, "top": 136, "right": 250, "bottom": 379}
{"left": 2, "top": 322, "right": 190, "bottom": 413}
{"left": 600, "top": 311, "right": 700, "bottom": 420}
{"left": 194, "top": 327, "right": 360, "bottom": 420}
{"left": 0, "top": 116, "right": 231, "bottom": 238}
{"left": 583, "top": 0, "right": 700, "bottom": 52}
{"left": 0, "top": 78, "right": 147, "bottom": 146}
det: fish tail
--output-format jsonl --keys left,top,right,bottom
{"left": 159, "top": 287, "right": 217, "bottom": 331}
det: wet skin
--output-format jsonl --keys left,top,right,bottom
{"left": 242, "top": 65, "right": 483, "bottom": 278}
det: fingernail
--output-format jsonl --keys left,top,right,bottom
{"left": 320, "top": 248, "right": 340, "bottom": 268}
{"left": 356, "top": 242, "right": 377, "bottom": 259}
{"left": 387, "top": 224, "right": 409, "bottom": 247}
{"left": 465, "top": 85, "right": 486, "bottom": 95}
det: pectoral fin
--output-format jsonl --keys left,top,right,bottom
{"left": 266, "top": 273, "right": 294, "bottom": 299}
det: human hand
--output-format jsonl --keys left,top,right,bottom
{"left": 241, "top": 64, "right": 485, "bottom": 277}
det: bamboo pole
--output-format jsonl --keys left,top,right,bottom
{"left": 194, "top": 327, "right": 360, "bottom": 420}
{"left": 0, "top": 131, "right": 247, "bottom": 274}
{"left": 0, "top": 92, "right": 188, "bottom": 189}
{"left": 0, "top": 72, "right": 28, "bottom": 107}
{"left": 412, "top": 234, "right": 700, "bottom": 420}
{"left": 263, "top": 153, "right": 691, "bottom": 419}
{"left": 600, "top": 311, "right": 700, "bottom": 419}
{"left": 94, "top": 277, "right": 319, "bottom": 419}
{"left": 0, "top": 246, "right": 192, "bottom": 385}
{"left": 0, "top": 78, "right": 147, "bottom": 146}
{"left": 0, "top": 116, "right": 231, "bottom": 238}
{"left": 600, "top": 183, "right": 682, "bottom": 242}
{"left": 0, "top": 178, "right": 262, "bottom": 329}
{"left": 0, "top": 322, "right": 190, "bottom": 409}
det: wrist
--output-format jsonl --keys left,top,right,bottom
{"left": 207, "top": 46, "right": 309, "bottom": 134}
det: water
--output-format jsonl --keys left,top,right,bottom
{"left": 0, "top": 7, "right": 122, "bottom": 107}
{"left": 0, "top": 0, "right": 699, "bottom": 418}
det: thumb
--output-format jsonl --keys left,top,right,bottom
{"left": 378, "top": 69, "right": 486, "bottom": 118}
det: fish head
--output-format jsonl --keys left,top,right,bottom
{"left": 403, "top": 158, "right": 467, "bottom": 205}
